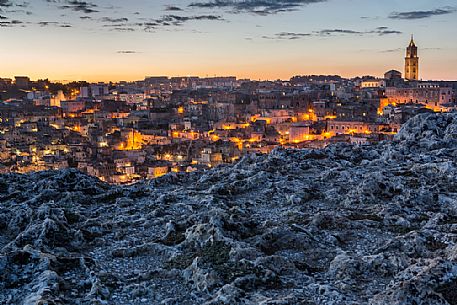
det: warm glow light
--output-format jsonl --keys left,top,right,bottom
{"left": 259, "top": 118, "right": 272, "bottom": 125}
{"left": 322, "top": 132, "right": 332, "bottom": 138}
{"left": 324, "top": 115, "right": 337, "bottom": 120}
{"left": 229, "top": 137, "right": 243, "bottom": 149}
{"left": 67, "top": 124, "right": 81, "bottom": 133}
{"left": 117, "top": 130, "right": 142, "bottom": 150}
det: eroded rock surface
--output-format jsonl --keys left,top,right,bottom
{"left": 1, "top": 113, "right": 457, "bottom": 305}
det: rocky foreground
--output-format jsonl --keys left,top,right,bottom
{"left": 2, "top": 113, "right": 457, "bottom": 305}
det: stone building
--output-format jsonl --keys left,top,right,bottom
{"left": 405, "top": 35, "right": 419, "bottom": 81}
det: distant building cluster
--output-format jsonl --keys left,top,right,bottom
{"left": 1, "top": 38, "right": 456, "bottom": 183}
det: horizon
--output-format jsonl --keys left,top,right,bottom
{"left": 2, "top": 72, "right": 457, "bottom": 84}
{"left": 2, "top": 70, "right": 457, "bottom": 84}
{"left": 1, "top": 0, "right": 457, "bottom": 81}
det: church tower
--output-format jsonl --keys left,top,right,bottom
{"left": 405, "top": 35, "right": 419, "bottom": 81}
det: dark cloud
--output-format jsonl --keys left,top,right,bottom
{"left": 15, "top": 1, "right": 28, "bottom": 8}
{"left": 360, "top": 16, "right": 380, "bottom": 20}
{"left": 0, "top": 0, "right": 13, "bottom": 7}
{"left": 263, "top": 27, "right": 401, "bottom": 40}
{"left": 165, "top": 5, "right": 183, "bottom": 11}
{"left": 262, "top": 32, "right": 311, "bottom": 39}
{"left": 0, "top": 19, "right": 22, "bottom": 27}
{"left": 117, "top": 50, "right": 139, "bottom": 54}
{"left": 372, "top": 26, "right": 402, "bottom": 35}
{"left": 0, "top": 1, "right": 31, "bottom": 26}
{"left": 189, "top": 0, "right": 327, "bottom": 15}
{"left": 38, "top": 21, "right": 72, "bottom": 27}
{"left": 111, "top": 27, "right": 135, "bottom": 32}
{"left": 389, "top": 7, "right": 456, "bottom": 20}
{"left": 101, "top": 17, "right": 128, "bottom": 23}
{"left": 317, "top": 29, "right": 364, "bottom": 35}
{"left": 2, "top": 8, "right": 32, "bottom": 15}
{"left": 59, "top": 0, "right": 98, "bottom": 14}
{"left": 135, "top": 14, "right": 224, "bottom": 30}
{"left": 0, "top": 1, "right": 29, "bottom": 16}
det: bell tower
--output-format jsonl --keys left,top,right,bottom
{"left": 405, "top": 35, "right": 419, "bottom": 81}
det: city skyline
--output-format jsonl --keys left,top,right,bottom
{"left": 1, "top": 0, "right": 457, "bottom": 81}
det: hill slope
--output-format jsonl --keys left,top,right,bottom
{"left": 1, "top": 113, "right": 457, "bottom": 305}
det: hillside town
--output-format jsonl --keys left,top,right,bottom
{"left": 1, "top": 37, "right": 456, "bottom": 183}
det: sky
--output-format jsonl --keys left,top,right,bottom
{"left": 0, "top": 0, "right": 456, "bottom": 82}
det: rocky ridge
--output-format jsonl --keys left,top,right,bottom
{"left": 1, "top": 113, "right": 457, "bottom": 305}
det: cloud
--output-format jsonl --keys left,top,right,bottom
{"left": 379, "top": 48, "right": 402, "bottom": 53}
{"left": 101, "top": 17, "right": 128, "bottom": 23}
{"left": 165, "top": 5, "right": 183, "bottom": 11}
{"left": 0, "top": 0, "right": 12, "bottom": 7}
{"left": 360, "top": 16, "right": 380, "bottom": 20}
{"left": 15, "top": 1, "right": 28, "bottom": 8}
{"left": 117, "top": 50, "right": 140, "bottom": 54}
{"left": 379, "top": 47, "right": 442, "bottom": 54}
{"left": 189, "top": 0, "right": 327, "bottom": 15}
{"left": 372, "top": 26, "right": 402, "bottom": 35}
{"left": 262, "top": 32, "right": 311, "bottom": 39}
{"left": 137, "top": 14, "right": 224, "bottom": 30}
{"left": 0, "top": 1, "right": 29, "bottom": 15}
{"left": 38, "top": 21, "right": 72, "bottom": 27}
{"left": 2, "top": 8, "right": 32, "bottom": 15}
{"left": 317, "top": 29, "right": 364, "bottom": 36}
{"left": 263, "top": 27, "right": 401, "bottom": 40}
{"left": 110, "top": 27, "right": 135, "bottom": 32}
{"left": 0, "top": 19, "right": 22, "bottom": 27}
{"left": 0, "top": 1, "right": 32, "bottom": 26}
{"left": 100, "top": 11, "right": 224, "bottom": 32}
{"left": 59, "top": 0, "right": 98, "bottom": 14}
{"left": 389, "top": 7, "right": 456, "bottom": 20}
